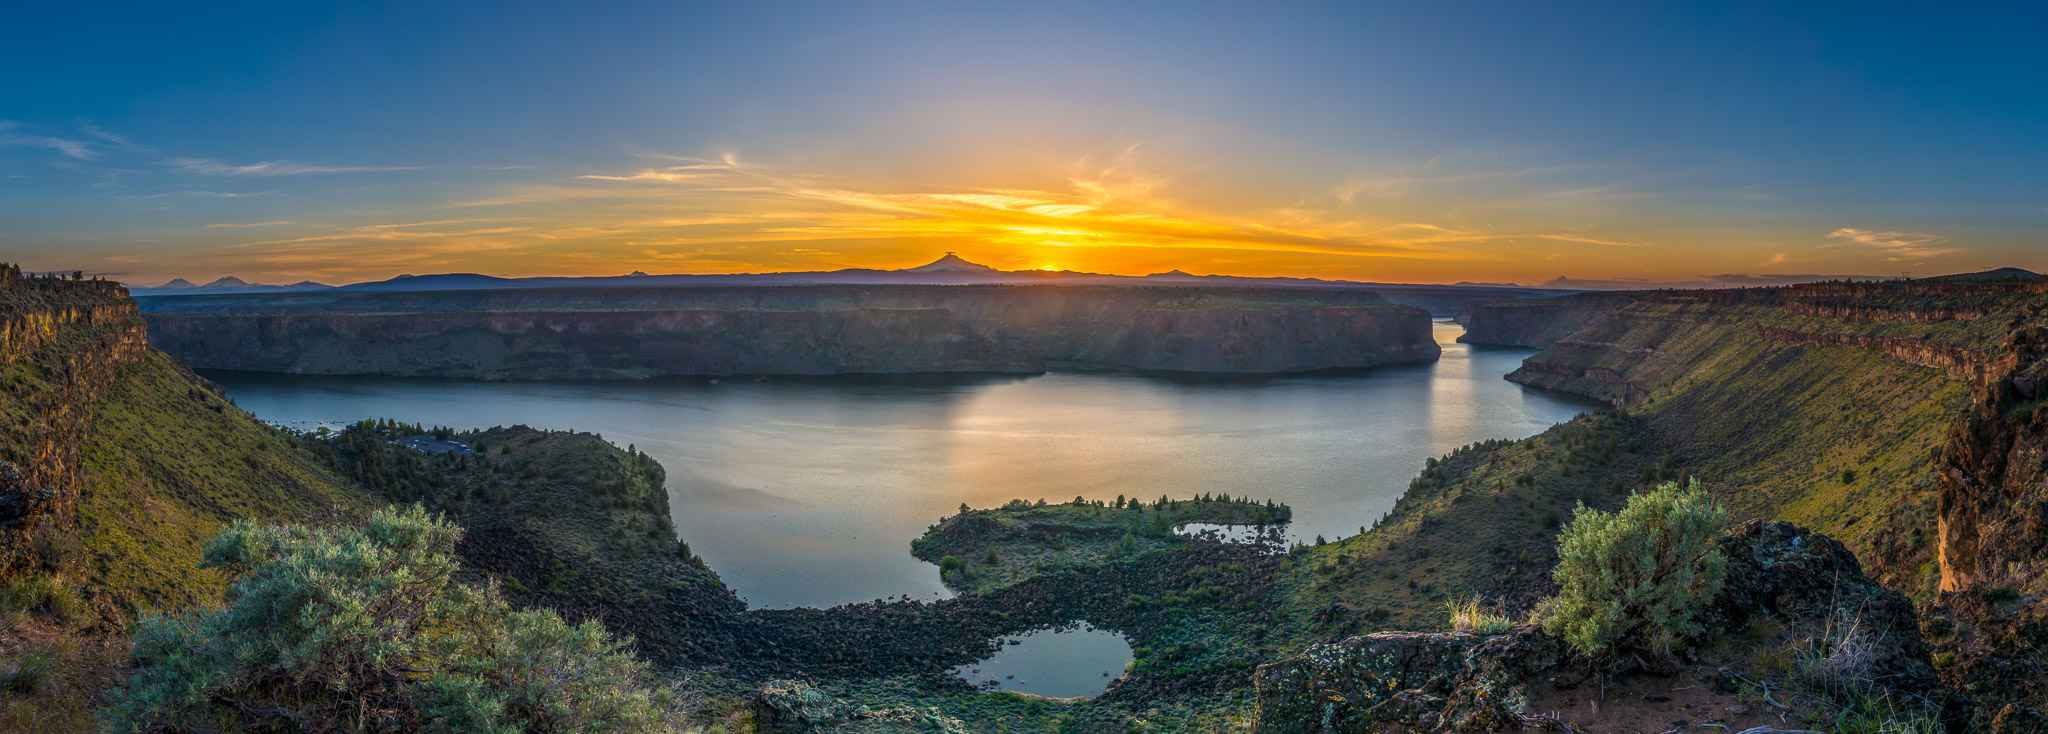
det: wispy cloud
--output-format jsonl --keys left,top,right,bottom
{"left": 171, "top": 157, "right": 426, "bottom": 176}
{"left": 1534, "top": 233, "right": 1650, "bottom": 247}
{"left": 205, "top": 220, "right": 295, "bottom": 228}
{"left": 1826, "top": 228, "right": 1958, "bottom": 260}
{"left": 119, "top": 190, "right": 278, "bottom": 200}
{"left": 0, "top": 120, "right": 99, "bottom": 160}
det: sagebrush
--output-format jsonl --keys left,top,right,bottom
{"left": 1539, "top": 480, "right": 1727, "bottom": 664}
{"left": 98, "top": 506, "right": 677, "bottom": 733}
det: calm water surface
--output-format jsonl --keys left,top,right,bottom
{"left": 207, "top": 321, "right": 1593, "bottom": 610}
{"left": 952, "top": 624, "right": 1133, "bottom": 699}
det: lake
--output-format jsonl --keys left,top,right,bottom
{"left": 206, "top": 320, "right": 1594, "bottom": 611}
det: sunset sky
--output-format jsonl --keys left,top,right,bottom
{"left": 3, "top": 1, "right": 2044, "bottom": 286}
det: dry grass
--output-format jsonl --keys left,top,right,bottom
{"left": 0, "top": 574, "right": 86, "bottom": 628}
{"left": 1443, "top": 596, "right": 1515, "bottom": 635}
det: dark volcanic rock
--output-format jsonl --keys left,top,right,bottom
{"left": 1709, "top": 521, "right": 1945, "bottom": 698}
{"left": 1252, "top": 627, "right": 1567, "bottom": 734}
{"left": 1251, "top": 631, "right": 1486, "bottom": 733}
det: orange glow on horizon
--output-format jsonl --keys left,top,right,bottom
{"left": 57, "top": 148, "right": 2020, "bottom": 288}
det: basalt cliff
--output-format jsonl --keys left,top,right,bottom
{"left": 0, "top": 268, "right": 151, "bottom": 578}
{"left": 137, "top": 285, "right": 1440, "bottom": 379}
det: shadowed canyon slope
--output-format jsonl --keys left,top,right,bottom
{"left": 138, "top": 285, "right": 1441, "bottom": 379}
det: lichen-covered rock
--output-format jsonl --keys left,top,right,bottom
{"left": 750, "top": 681, "right": 974, "bottom": 734}
{"left": 1359, "top": 689, "right": 1445, "bottom": 729}
{"left": 1251, "top": 631, "right": 1485, "bottom": 733}
{"left": 1990, "top": 703, "right": 2048, "bottom": 734}
{"left": 851, "top": 706, "right": 970, "bottom": 734}
{"left": 1710, "top": 520, "right": 1947, "bottom": 701}
{"left": 1435, "top": 629, "right": 1568, "bottom": 733}
{"left": 1253, "top": 626, "right": 1567, "bottom": 734}
{"left": 753, "top": 680, "right": 849, "bottom": 734}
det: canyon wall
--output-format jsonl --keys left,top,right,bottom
{"left": 140, "top": 285, "right": 1441, "bottom": 378}
{"left": 1459, "top": 283, "right": 2045, "bottom": 601}
{"left": 0, "top": 271, "right": 150, "bottom": 576}
{"left": 147, "top": 308, "right": 1041, "bottom": 379}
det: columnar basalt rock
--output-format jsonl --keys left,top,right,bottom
{"left": 1934, "top": 325, "right": 2048, "bottom": 594}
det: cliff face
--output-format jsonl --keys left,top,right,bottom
{"left": 140, "top": 285, "right": 1440, "bottom": 378}
{"left": 0, "top": 273, "right": 150, "bottom": 577}
{"left": 0, "top": 264, "right": 369, "bottom": 613}
{"left": 1932, "top": 323, "right": 2048, "bottom": 595}
{"left": 148, "top": 307, "right": 1042, "bottom": 379}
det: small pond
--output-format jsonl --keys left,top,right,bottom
{"left": 1176, "top": 522, "right": 1288, "bottom": 545}
{"left": 951, "top": 624, "right": 1135, "bottom": 699}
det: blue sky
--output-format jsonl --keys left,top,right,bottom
{"left": 3, "top": 1, "right": 2044, "bottom": 284}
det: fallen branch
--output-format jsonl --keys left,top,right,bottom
{"left": 1728, "top": 672, "right": 1791, "bottom": 710}
{"left": 1521, "top": 712, "right": 1588, "bottom": 733}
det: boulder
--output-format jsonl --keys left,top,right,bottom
{"left": 752, "top": 680, "right": 847, "bottom": 734}
{"left": 1251, "top": 630, "right": 1560, "bottom": 734}
{"left": 1710, "top": 521, "right": 1946, "bottom": 700}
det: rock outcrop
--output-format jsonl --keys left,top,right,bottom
{"left": 140, "top": 285, "right": 1441, "bottom": 378}
{"left": 0, "top": 267, "right": 150, "bottom": 576}
{"left": 1710, "top": 521, "right": 1949, "bottom": 700}
{"left": 752, "top": 680, "right": 969, "bottom": 734}
{"left": 1250, "top": 629, "right": 1565, "bottom": 733}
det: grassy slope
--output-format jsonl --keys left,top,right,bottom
{"left": 1279, "top": 295, "right": 1981, "bottom": 643}
{"left": 1276, "top": 412, "right": 1659, "bottom": 636}
{"left": 74, "top": 351, "right": 374, "bottom": 618}
{"left": 5, "top": 333, "right": 371, "bottom": 730}
{"left": 1512, "top": 300, "right": 1974, "bottom": 592}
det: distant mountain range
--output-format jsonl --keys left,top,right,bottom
{"left": 126, "top": 255, "right": 2037, "bottom": 296}
{"left": 138, "top": 276, "right": 335, "bottom": 295}
{"left": 132, "top": 253, "right": 1543, "bottom": 296}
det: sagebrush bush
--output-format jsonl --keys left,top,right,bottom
{"left": 98, "top": 506, "right": 676, "bottom": 733}
{"left": 1539, "top": 480, "right": 1727, "bottom": 663}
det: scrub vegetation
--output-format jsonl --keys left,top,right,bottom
{"left": 99, "top": 507, "right": 677, "bottom": 734}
